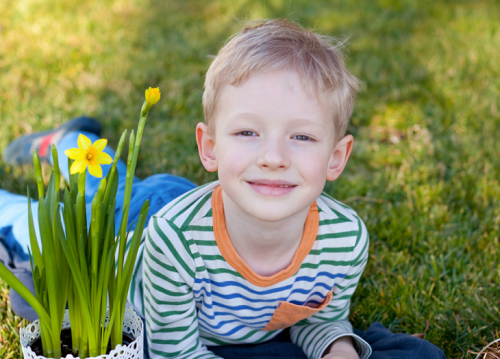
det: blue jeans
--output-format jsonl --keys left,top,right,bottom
{"left": 0, "top": 131, "right": 196, "bottom": 259}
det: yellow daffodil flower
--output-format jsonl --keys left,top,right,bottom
{"left": 145, "top": 87, "right": 161, "bottom": 106}
{"left": 64, "top": 134, "right": 113, "bottom": 178}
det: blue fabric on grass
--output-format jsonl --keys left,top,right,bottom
{"left": 354, "top": 322, "right": 446, "bottom": 359}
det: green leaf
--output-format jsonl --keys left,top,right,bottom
{"left": 0, "top": 261, "right": 51, "bottom": 325}
{"left": 27, "top": 188, "right": 43, "bottom": 269}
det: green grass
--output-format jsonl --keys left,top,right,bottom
{"left": 1, "top": 0, "right": 499, "bottom": 358}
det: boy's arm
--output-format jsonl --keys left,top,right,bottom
{"left": 290, "top": 217, "right": 372, "bottom": 359}
{"left": 143, "top": 216, "right": 222, "bottom": 359}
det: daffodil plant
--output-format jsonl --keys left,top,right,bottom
{"left": 0, "top": 87, "right": 161, "bottom": 359}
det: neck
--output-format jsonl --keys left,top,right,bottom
{"left": 221, "top": 190, "right": 311, "bottom": 276}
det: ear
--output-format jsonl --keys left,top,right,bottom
{"left": 326, "top": 135, "right": 353, "bottom": 181}
{"left": 196, "top": 122, "right": 218, "bottom": 172}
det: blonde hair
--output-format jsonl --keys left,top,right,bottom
{"left": 202, "top": 19, "right": 360, "bottom": 141}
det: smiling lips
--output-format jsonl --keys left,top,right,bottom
{"left": 247, "top": 180, "right": 297, "bottom": 196}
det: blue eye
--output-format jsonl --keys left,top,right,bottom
{"left": 238, "top": 131, "right": 255, "bottom": 136}
{"left": 295, "top": 135, "right": 313, "bottom": 141}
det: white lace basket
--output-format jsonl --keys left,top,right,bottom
{"left": 475, "top": 338, "right": 500, "bottom": 359}
{"left": 20, "top": 306, "right": 143, "bottom": 359}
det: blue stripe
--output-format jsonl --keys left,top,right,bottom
{"left": 198, "top": 322, "right": 250, "bottom": 337}
{"left": 194, "top": 278, "right": 293, "bottom": 295}
{"left": 213, "top": 301, "right": 277, "bottom": 312}
{"left": 193, "top": 286, "right": 288, "bottom": 303}
{"left": 197, "top": 307, "right": 274, "bottom": 321}
{"left": 197, "top": 315, "right": 270, "bottom": 331}
{"left": 294, "top": 272, "right": 346, "bottom": 282}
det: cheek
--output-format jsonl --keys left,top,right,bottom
{"left": 292, "top": 148, "right": 330, "bottom": 177}
{"left": 217, "top": 144, "right": 253, "bottom": 181}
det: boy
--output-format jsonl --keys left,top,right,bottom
{"left": 127, "top": 19, "right": 371, "bottom": 359}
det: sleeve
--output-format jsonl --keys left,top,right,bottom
{"left": 289, "top": 217, "right": 372, "bottom": 359}
{"left": 143, "top": 215, "right": 223, "bottom": 359}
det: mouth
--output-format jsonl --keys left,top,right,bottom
{"left": 246, "top": 181, "right": 297, "bottom": 188}
{"left": 246, "top": 181, "right": 297, "bottom": 196}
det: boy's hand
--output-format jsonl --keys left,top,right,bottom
{"left": 320, "top": 336, "right": 360, "bottom": 359}
{"left": 321, "top": 353, "right": 359, "bottom": 359}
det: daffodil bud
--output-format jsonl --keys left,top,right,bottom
{"left": 145, "top": 87, "right": 161, "bottom": 107}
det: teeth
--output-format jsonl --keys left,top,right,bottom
{"left": 251, "top": 182, "right": 292, "bottom": 188}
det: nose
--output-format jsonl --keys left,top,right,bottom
{"left": 256, "top": 138, "right": 290, "bottom": 170}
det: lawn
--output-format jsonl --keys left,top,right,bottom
{"left": 1, "top": 0, "right": 499, "bottom": 358}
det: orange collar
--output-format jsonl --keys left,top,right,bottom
{"left": 211, "top": 185, "right": 319, "bottom": 287}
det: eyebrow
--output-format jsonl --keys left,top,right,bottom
{"left": 228, "top": 113, "right": 326, "bottom": 129}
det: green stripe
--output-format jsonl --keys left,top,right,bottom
{"left": 309, "top": 247, "right": 354, "bottom": 255}
{"left": 145, "top": 256, "right": 185, "bottom": 287}
{"left": 166, "top": 193, "right": 203, "bottom": 223}
{"left": 152, "top": 217, "right": 195, "bottom": 278}
{"left": 129, "top": 246, "right": 144, "bottom": 306}
{"left": 318, "top": 218, "right": 351, "bottom": 225}
{"left": 316, "top": 230, "right": 358, "bottom": 240}
{"left": 170, "top": 192, "right": 212, "bottom": 222}
{"left": 327, "top": 206, "right": 352, "bottom": 222}
{"left": 159, "top": 182, "right": 213, "bottom": 217}
{"left": 144, "top": 306, "right": 191, "bottom": 327}
{"left": 311, "top": 306, "right": 349, "bottom": 322}
{"left": 344, "top": 258, "right": 368, "bottom": 280}
{"left": 168, "top": 219, "right": 195, "bottom": 261}
{"left": 354, "top": 217, "right": 363, "bottom": 247}
{"left": 145, "top": 282, "right": 193, "bottom": 306}
{"left": 180, "top": 193, "right": 212, "bottom": 229}
{"left": 149, "top": 336, "right": 199, "bottom": 358}
{"left": 193, "top": 239, "right": 217, "bottom": 246}
{"left": 145, "top": 294, "right": 191, "bottom": 317}
{"left": 200, "top": 254, "right": 226, "bottom": 262}
{"left": 352, "top": 254, "right": 369, "bottom": 269}
{"left": 147, "top": 312, "right": 197, "bottom": 334}
{"left": 296, "top": 322, "right": 317, "bottom": 349}
{"left": 146, "top": 233, "right": 179, "bottom": 272}
{"left": 196, "top": 265, "right": 207, "bottom": 272}
{"left": 186, "top": 225, "right": 214, "bottom": 232}
{"left": 299, "top": 322, "right": 329, "bottom": 350}
{"left": 206, "top": 267, "right": 243, "bottom": 278}
{"left": 335, "top": 282, "right": 358, "bottom": 292}
{"left": 145, "top": 270, "right": 188, "bottom": 297}
{"left": 300, "top": 259, "right": 353, "bottom": 269}
{"left": 204, "top": 209, "right": 213, "bottom": 217}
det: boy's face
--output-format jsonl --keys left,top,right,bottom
{"left": 197, "top": 69, "right": 353, "bottom": 223}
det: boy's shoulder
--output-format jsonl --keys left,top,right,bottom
{"left": 316, "top": 191, "right": 365, "bottom": 225}
{"left": 153, "top": 180, "right": 220, "bottom": 228}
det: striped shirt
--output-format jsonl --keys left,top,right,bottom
{"left": 128, "top": 181, "right": 372, "bottom": 359}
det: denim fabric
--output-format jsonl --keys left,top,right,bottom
{"left": 207, "top": 329, "right": 307, "bottom": 359}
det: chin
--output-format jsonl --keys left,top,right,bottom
{"left": 244, "top": 205, "right": 300, "bottom": 223}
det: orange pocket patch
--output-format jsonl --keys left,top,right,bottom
{"left": 262, "top": 291, "right": 333, "bottom": 331}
